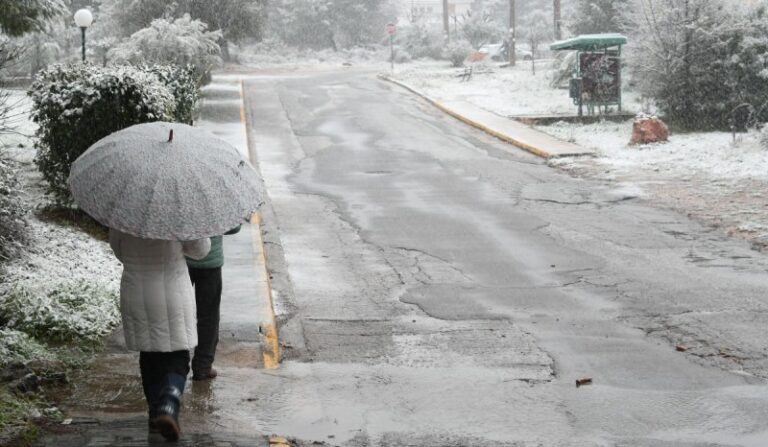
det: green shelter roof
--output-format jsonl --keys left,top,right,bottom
{"left": 550, "top": 33, "right": 628, "bottom": 51}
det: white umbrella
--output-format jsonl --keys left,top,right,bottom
{"left": 68, "top": 122, "right": 262, "bottom": 241}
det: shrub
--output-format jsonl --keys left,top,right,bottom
{"left": 400, "top": 22, "right": 444, "bottom": 60}
{"left": 460, "top": 10, "right": 503, "bottom": 50}
{"left": 444, "top": 39, "right": 473, "bottom": 67}
{"left": 627, "top": 0, "right": 768, "bottom": 130}
{"left": 0, "top": 156, "right": 27, "bottom": 264}
{"left": 28, "top": 63, "right": 176, "bottom": 205}
{"left": 0, "top": 281, "right": 119, "bottom": 345}
{"left": 108, "top": 15, "right": 222, "bottom": 85}
{"left": 393, "top": 48, "right": 412, "bottom": 64}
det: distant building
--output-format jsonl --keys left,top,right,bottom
{"left": 396, "top": 0, "right": 480, "bottom": 24}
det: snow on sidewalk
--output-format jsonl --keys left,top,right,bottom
{"left": 392, "top": 59, "right": 641, "bottom": 117}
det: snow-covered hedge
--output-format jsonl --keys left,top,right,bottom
{"left": 0, "top": 157, "right": 26, "bottom": 264}
{"left": 108, "top": 15, "right": 221, "bottom": 85}
{"left": 29, "top": 63, "right": 198, "bottom": 205}
{"left": 444, "top": 40, "right": 473, "bottom": 68}
{"left": 145, "top": 65, "right": 200, "bottom": 125}
{"left": 400, "top": 23, "right": 444, "bottom": 60}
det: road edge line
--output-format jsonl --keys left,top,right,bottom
{"left": 378, "top": 74, "right": 556, "bottom": 159}
{"left": 240, "top": 78, "right": 281, "bottom": 369}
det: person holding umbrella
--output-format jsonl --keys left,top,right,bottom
{"left": 186, "top": 224, "right": 241, "bottom": 381}
{"left": 109, "top": 229, "right": 210, "bottom": 439}
{"left": 69, "top": 122, "right": 263, "bottom": 441}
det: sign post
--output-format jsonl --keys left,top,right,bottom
{"left": 386, "top": 23, "right": 396, "bottom": 74}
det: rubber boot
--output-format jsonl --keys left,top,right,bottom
{"left": 155, "top": 373, "right": 186, "bottom": 441}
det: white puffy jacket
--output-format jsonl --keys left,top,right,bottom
{"left": 109, "top": 229, "right": 211, "bottom": 352}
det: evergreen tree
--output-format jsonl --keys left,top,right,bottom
{"left": 570, "top": 0, "right": 628, "bottom": 35}
{"left": 627, "top": 0, "right": 752, "bottom": 130}
{"left": 0, "top": 0, "right": 67, "bottom": 36}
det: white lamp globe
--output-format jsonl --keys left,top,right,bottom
{"left": 74, "top": 9, "right": 93, "bottom": 28}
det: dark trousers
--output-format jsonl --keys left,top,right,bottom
{"left": 139, "top": 350, "right": 190, "bottom": 414}
{"left": 188, "top": 266, "right": 222, "bottom": 375}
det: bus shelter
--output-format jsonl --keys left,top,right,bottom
{"left": 550, "top": 33, "right": 628, "bottom": 116}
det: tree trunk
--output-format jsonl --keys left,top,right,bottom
{"left": 509, "top": 0, "right": 516, "bottom": 66}
{"left": 553, "top": 0, "right": 562, "bottom": 40}
{"left": 443, "top": 0, "right": 450, "bottom": 41}
{"left": 220, "top": 38, "right": 231, "bottom": 62}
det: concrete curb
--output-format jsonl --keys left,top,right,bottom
{"left": 378, "top": 74, "right": 592, "bottom": 159}
{"left": 239, "top": 79, "right": 281, "bottom": 369}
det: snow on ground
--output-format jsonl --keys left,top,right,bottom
{"left": 541, "top": 120, "right": 768, "bottom": 181}
{"left": 542, "top": 120, "right": 768, "bottom": 248}
{"left": 392, "top": 59, "right": 642, "bottom": 116}
{"left": 389, "top": 59, "right": 768, "bottom": 249}
{"left": 232, "top": 42, "right": 389, "bottom": 71}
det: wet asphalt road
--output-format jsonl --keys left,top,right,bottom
{"left": 238, "top": 68, "right": 768, "bottom": 446}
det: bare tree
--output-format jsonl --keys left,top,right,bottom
{"left": 522, "top": 10, "right": 550, "bottom": 74}
{"left": 509, "top": 0, "right": 516, "bottom": 65}
{"left": 443, "top": 0, "right": 450, "bottom": 41}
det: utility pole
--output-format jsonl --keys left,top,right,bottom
{"left": 443, "top": 0, "right": 450, "bottom": 42}
{"left": 508, "top": 0, "right": 516, "bottom": 66}
{"left": 553, "top": 0, "right": 562, "bottom": 40}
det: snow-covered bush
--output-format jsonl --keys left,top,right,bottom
{"left": 268, "top": 0, "right": 393, "bottom": 50}
{"left": 0, "top": 157, "right": 27, "bottom": 265}
{"left": 445, "top": 40, "right": 473, "bottom": 67}
{"left": 29, "top": 64, "right": 176, "bottom": 205}
{"left": 626, "top": 0, "right": 768, "bottom": 130}
{"left": 400, "top": 22, "right": 444, "bottom": 60}
{"left": 570, "top": 0, "right": 628, "bottom": 34}
{"left": 0, "top": 281, "right": 119, "bottom": 344}
{"left": 760, "top": 124, "right": 768, "bottom": 149}
{"left": 108, "top": 15, "right": 222, "bottom": 85}
{"left": 393, "top": 48, "right": 412, "bottom": 64}
{"left": 460, "top": 10, "right": 503, "bottom": 50}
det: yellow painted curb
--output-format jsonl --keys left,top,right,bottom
{"left": 250, "top": 212, "right": 280, "bottom": 369}
{"left": 379, "top": 74, "right": 555, "bottom": 159}
{"left": 269, "top": 435, "right": 292, "bottom": 446}
{"left": 240, "top": 78, "right": 281, "bottom": 369}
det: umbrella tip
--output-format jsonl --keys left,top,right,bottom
{"left": 168, "top": 129, "right": 173, "bottom": 143}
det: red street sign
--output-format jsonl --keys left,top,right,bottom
{"left": 386, "top": 23, "right": 396, "bottom": 35}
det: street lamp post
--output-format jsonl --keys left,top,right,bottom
{"left": 74, "top": 9, "right": 93, "bottom": 63}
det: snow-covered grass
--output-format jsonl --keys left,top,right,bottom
{"left": 542, "top": 120, "right": 768, "bottom": 181}
{"left": 541, "top": 120, "right": 768, "bottom": 247}
{"left": 0, "top": 88, "right": 121, "bottom": 362}
{"left": 392, "top": 59, "right": 643, "bottom": 117}
{"left": 0, "top": 86, "right": 121, "bottom": 442}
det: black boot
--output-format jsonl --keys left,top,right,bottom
{"left": 140, "top": 364, "right": 161, "bottom": 433}
{"left": 155, "top": 373, "right": 185, "bottom": 441}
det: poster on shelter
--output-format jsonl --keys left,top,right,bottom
{"left": 579, "top": 53, "right": 620, "bottom": 104}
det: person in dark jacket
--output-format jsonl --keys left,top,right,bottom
{"left": 186, "top": 225, "right": 241, "bottom": 380}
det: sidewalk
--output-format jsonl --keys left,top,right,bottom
{"left": 381, "top": 75, "right": 595, "bottom": 159}
{"left": 34, "top": 74, "right": 282, "bottom": 446}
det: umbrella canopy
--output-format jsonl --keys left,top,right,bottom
{"left": 69, "top": 122, "right": 262, "bottom": 241}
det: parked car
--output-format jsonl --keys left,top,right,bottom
{"left": 478, "top": 42, "right": 533, "bottom": 62}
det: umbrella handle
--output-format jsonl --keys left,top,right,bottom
{"left": 168, "top": 129, "right": 174, "bottom": 143}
